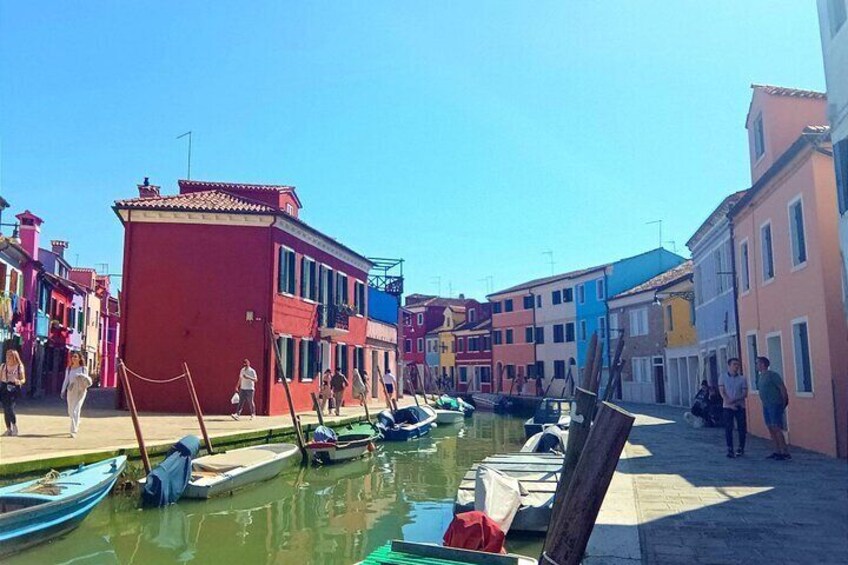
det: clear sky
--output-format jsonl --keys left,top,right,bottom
{"left": 0, "top": 1, "right": 826, "bottom": 299}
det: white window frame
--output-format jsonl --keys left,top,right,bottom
{"left": 753, "top": 113, "right": 765, "bottom": 161}
{"left": 609, "top": 312, "right": 619, "bottom": 334}
{"left": 578, "top": 319, "right": 587, "bottom": 341}
{"left": 739, "top": 238, "right": 751, "bottom": 295}
{"left": 596, "top": 279, "right": 605, "bottom": 301}
{"left": 577, "top": 284, "right": 585, "bottom": 305}
{"left": 417, "top": 313, "right": 424, "bottom": 326}
{"left": 760, "top": 220, "right": 775, "bottom": 284}
{"left": 665, "top": 304, "right": 674, "bottom": 332}
{"left": 629, "top": 308, "right": 648, "bottom": 337}
{"left": 744, "top": 332, "right": 758, "bottom": 392}
{"left": 765, "top": 331, "right": 785, "bottom": 385}
{"left": 787, "top": 195, "right": 808, "bottom": 271}
{"left": 417, "top": 338, "right": 424, "bottom": 353}
{"left": 598, "top": 316, "right": 606, "bottom": 339}
{"left": 791, "top": 316, "right": 814, "bottom": 396}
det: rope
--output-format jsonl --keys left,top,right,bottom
{"left": 540, "top": 551, "right": 563, "bottom": 565}
{"left": 20, "top": 470, "right": 64, "bottom": 496}
{"left": 122, "top": 364, "right": 187, "bottom": 384}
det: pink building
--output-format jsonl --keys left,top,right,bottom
{"left": 488, "top": 285, "right": 537, "bottom": 393}
{"left": 730, "top": 85, "right": 848, "bottom": 457}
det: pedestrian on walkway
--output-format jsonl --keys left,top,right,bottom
{"left": 231, "top": 359, "right": 257, "bottom": 421}
{"left": 756, "top": 356, "right": 791, "bottom": 460}
{"left": 352, "top": 368, "right": 368, "bottom": 406}
{"left": 60, "top": 351, "right": 92, "bottom": 438}
{"left": 719, "top": 357, "right": 747, "bottom": 458}
{"left": 319, "top": 369, "right": 333, "bottom": 414}
{"left": 1, "top": 349, "right": 26, "bottom": 436}
{"left": 330, "top": 368, "right": 348, "bottom": 416}
{"left": 383, "top": 367, "right": 397, "bottom": 408}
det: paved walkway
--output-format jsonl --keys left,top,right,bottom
{"left": 620, "top": 403, "right": 848, "bottom": 565}
{"left": 0, "top": 390, "right": 412, "bottom": 475}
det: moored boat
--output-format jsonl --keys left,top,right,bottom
{"left": 359, "top": 540, "right": 537, "bottom": 565}
{"left": 0, "top": 456, "right": 127, "bottom": 558}
{"left": 523, "top": 398, "right": 572, "bottom": 439}
{"left": 376, "top": 405, "right": 438, "bottom": 441}
{"left": 306, "top": 423, "right": 381, "bottom": 464}
{"left": 471, "top": 393, "right": 512, "bottom": 413}
{"left": 183, "top": 443, "right": 300, "bottom": 499}
{"left": 434, "top": 409, "right": 465, "bottom": 425}
{"left": 520, "top": 426, "right": 568, "bottom": 454}
{"left": 435, "top": 394, "right": 475, "bottom": 417}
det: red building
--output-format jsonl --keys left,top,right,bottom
{"left": 453, "top": 301, "right": 493, "bottom": 393}
{"left": 400, "top": 294, "right": 468, "bottom": 388}
{"left": 114, "top": 179, "right": 376, "bottom": 415}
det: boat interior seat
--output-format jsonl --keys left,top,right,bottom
{"left": 192, "top": 449, "right": 277, "bottom": 473}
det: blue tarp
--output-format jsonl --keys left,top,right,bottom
{"left": 313, "top": 425, "right": 337, "bottom": 443}
{"left": 368, "top": 287, "right": 399, "bottom": 325}
{"left": 141, "top": 435, "right": 201, "bottom": 507}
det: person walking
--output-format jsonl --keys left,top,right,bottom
{"left": 232, "top": 359, "right": 257, "bottom": 421}
{"left": 383, "top": 367, "right": 397, "bottom": 408}
{"left": 330, "top": 368, "right": 348, "bottom": 416}
{"left": 352, "top": 369, "right": 369, "bottom": 406}
{"left": 60, "top": 351, "right": 92, "bottom": 438}
{"left": 719, "top": 358, "right": 748, "bottom": 458}
{"left": 1, "top": 349, "right": 26, "bottom": 436}
{"left": 756, "top": 356, "right": 791, "bottom": 460}
{"left": 319, "top": 369, "right": 333, "bottom": 415}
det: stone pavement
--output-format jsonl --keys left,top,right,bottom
{"left": 620, "top": 403, "right": 848, "bottom": 565}
{"left": 0, "top": 389, "right": 412, "bottom": 475}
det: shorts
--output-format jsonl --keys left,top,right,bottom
{"left": 384, "top": 383, "right": 394, "bottom": 394}
{"left": 762, "top": 403, "right": 786, "bottom": 430}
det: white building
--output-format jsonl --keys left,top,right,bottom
{"left": 531, "top": 274, "right": 582, "bottom": 397}
{"left": 817, "top": 0, "right": 848, "bottom": 319}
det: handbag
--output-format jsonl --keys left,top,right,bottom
{"left": 230, "top": 392, "right": 240, "bottom": 404}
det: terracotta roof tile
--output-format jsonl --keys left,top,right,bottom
{"left": 613, "top": 260, "right": 694, "bottom": 299}
{"left": 178, "top": 179, "right": 296, "bottom": 193}
{"left": 751, "top": 84, "right": 826, "bottom": 99}
{"left": 115, "top": 190, "right": 276, "bottom": 214}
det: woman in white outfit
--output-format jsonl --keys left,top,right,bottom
{"left": 60, "top": 351, "right": 92, "bottom": 438}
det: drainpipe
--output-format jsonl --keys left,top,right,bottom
{"left": 727, "top": 218, "right": 743, "bottom": 360}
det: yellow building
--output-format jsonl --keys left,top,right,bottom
{"left": 437, "top": 305, "right": 465, "bottom": 386}
{"left": 659, "top": 267, "right": 700, "bottom": 407}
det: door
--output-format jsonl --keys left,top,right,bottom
{"left": 653, "top": 357, "right": 666, "bottom": 404}
{"left": 371, "top": 350, "right": 380, "bottom": 398}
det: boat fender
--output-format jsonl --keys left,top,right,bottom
{"left": 367, "top": 442, "right": 375, "bottom": 452}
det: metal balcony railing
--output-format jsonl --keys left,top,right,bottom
{"left": 318, "top": 303, "right": 350, "bottom": 331}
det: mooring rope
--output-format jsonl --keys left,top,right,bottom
{"left": 122, "top": 364, "right": 187, "bottom": 384}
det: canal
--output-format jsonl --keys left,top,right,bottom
{"left": 9, "top": 412, "right": 545, "bottom": 564}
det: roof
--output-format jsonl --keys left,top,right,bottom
{"left": 686, "top": 190, "right": 748, "bottom": 250}
{"left": 613, "top": 260, "right": 694, "bottom": 299}
{"left": 751, "top": 84, "right": 826, "bottom": 100}
{"left": 178, "top": 179, "right": 302, "bottom": 208}
{"left": 488, "top": 265, "right": 607, "bottom": 298}
{"left": 406, "top": 296, "right": 471, "bottom": 309}
{"left": 115, "top": 189, "right": 276, "bottom": 214}
{"left": 454, "top": 317, "right": 491, "bottom": 333}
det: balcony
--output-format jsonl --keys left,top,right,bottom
{"left": 318, "top": 303, "right": 350, "bottom": 338}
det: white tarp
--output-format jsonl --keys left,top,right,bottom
{"left": 474, "top": 465, "right": 526, "bottom": 534}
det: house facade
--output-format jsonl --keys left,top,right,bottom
{"left": 115, "top": 178, "right": 380, "bottom": 415}
{"left": 69, "top": 268, "right": 103, "bottom": 380}
{"left": 454, "top": 317, "right": 492, "bottom": 393}
{"left": 686, "top": 191, "right": 747, "bottom": 386}
{"left": 400, "top": 295, "right": 466, "bottom": 390}
{"left": 817, "top": 0, "right": 848, "bottom": 322}
{"left": 365, "top": 286, "right": 399, "bottom": 397}
{"left": 731, "top": 86, "right": 847, "bottom": 457}
{"left": 488, "top": 285, "right": 537, "bottom": 393}
{"left": 660, "top": 270, "right": 700, "bottom": 407}
{"left": 0, "top": 230, "right": 27, "bottom": 356}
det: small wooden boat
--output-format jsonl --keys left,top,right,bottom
{"left": 434, "top": 409, "right": 465, "bottom": 425}
{"left": 472, "top": 393, "right": 512, "bottom": 413}
{"left": 359, "top": 540, "right": 537, "bottom": 564}
{"left": 521, "top": 427, "right": 568, "bottom": 454}
{"left": 523, "top": 398, "right": 572, "bottom": 439}
{"left": 306, "top": 422, "right": 381, "bottom": 464}
{"left": 435, "top": 394, "right": 475, "bottom": 417}
{"left": 455, "top": 452, "right": 563, "bottom": 533}
{"left": 0, "top": 456, "right": 126, "bottom": 558}
{"left": 376, "top": 405, "right": 438, "bottom": 441}
{"left": 183, "top": 443, "right": 300, "bottom": 499}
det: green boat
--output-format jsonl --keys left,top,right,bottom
{"left": 359, "top": 540, "right": 537, "bottom": 564}
{"left": 305, "top": 422, "right": 381, "bottom": 465}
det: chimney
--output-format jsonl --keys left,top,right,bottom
{"left": 459, "top": 293, "right": 465, "bottom": 300}
{"left": 137, "top": 177, "right": 160, "bottom": 199}
{"left": 15, "top": 210, "right": 44, "bottom": 259}
{"left": 51, "top": 240, "right": 69, "bottom": 258}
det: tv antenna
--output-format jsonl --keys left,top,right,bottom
{"left": 646, "top": 220, "right": 663, "bottom": 249}
{"left": 542, "top": 251, "right": 555, "bottom": 275}
{"left": 177, "top": 131, "right": 192, "bottom": 179}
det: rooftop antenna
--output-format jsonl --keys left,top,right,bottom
{"left": 542, "top": 251, "right": 555, "bottom": 276}
{"left": 430, "top": 276, "right": 442, "bottom": 297}
{"left": 447, "top": 282, "right": 454, "bottom": 298}
{"left": 665, "top": 240, "right": 678, "bottom": 253}
{"left": 177, "top": 131, "right": 192, "bottom": 179}
{"left": 646, "top": 220, "right": 663, "bottom": 249}
{"left": 478, "top": 275, "right": 493, "bottom": 294}
{"left": 96, "top": 263, "right": 109, "bottom": 274}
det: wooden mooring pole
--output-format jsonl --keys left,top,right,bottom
{"left": 310, "top": 392, "right": 325, "bottom": 426}
{"left": 118, "top": 362, "right": 152, "bottom": 475}
{"left": 268, "top": 324, "right": 307, "bottom": 459}
{"left": 582, "top": 333, "right": 598, "bottom": 389}
{"left": 183, "top": 363, "right": 214, "bottom": 455}
{"left": 541, "top": 402, "right": 635, "bottom": 565}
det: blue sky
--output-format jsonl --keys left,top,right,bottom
{"left": 0, "top": 2, "right": 826, "bottom": 298}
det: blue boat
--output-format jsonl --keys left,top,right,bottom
{"left": 376, "top": 405, "right": 438, "bottom": 441}
{"left": 0, "top": 455, "right": 126, "bottom": 558}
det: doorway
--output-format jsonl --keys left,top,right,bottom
{"left": 653, "top": 356, "right": 666, "bottom": 404}
{"left": 371, "top": 350, "right": 380, "bottom": 398}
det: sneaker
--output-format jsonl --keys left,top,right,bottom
{"left": 70, "top": 433, "right": 77, "bottom": 439}
{"left": 231, "top": 414, "right": 239, "bottom": 421}
{"left": 10, "top": 425, "right": 18, "bottom": 436}
{"left": 249, "top": 415, "right": 255, "bottom": 421}
{"left": 2, "top": 429, "right": 10, "bottom": 437}
{"left": 766, "top": 453, "right": 780, "bottom": 459}
{"left": 726, "top": 451, "right": 736, "bottom": 458}
{"left": 736, "top": 449, "right": 744, "bottom": 457}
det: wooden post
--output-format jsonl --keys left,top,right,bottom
{"left": 310, "top": 392, "right": 325, "bottom": 426}
{"left": 183, "top": 363, "right": 214, "bottom": 455}
{"left": 604, "top": 336, "right": 626, "bottom": 402}
{"left": 362, "top": 398, "right": 372, "bottom": 423}
{"left": 268, "top": 325, "right": 306, "bottom": 458}
{"left": 582, "top": 333, "right": 598, "bottom": 389}
{"left": 546, "top": 386, "right": 597, "bottom": 539}
{"left": 118, "top": 362, "right": 151, "bottom": 475}
{"left": 541, "top": 402, "right": 635, "bottom": 565}
{"left": 588, "top": 339, "right": 604, "bottom": 395}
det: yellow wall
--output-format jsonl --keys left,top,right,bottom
{"left": 664, "top": 296, "right": 696, "bottom": 348}
{"left": 439, "top": 331, "right": 455, "bottom": 374}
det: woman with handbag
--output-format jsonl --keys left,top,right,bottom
{"left": 60, "top": 351, "right": 92, "bottom": 438}
{"left": 1, "top": 349, "right": 26, "bottom": 436}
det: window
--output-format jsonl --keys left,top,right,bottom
{"left": 457, "top": 337, "right": 465, "bottom": 353}
{"left": 828, "top": 0, "right": 847, "bottom": 37}
{"left": 451, "top": 341, "right": 455, "bottom": 353}
{"left": 552, "top": 290, "right": 562, "bottom": 305}
{"left": 836, "top": 139, "right": 848, "bottom": 214}
{"left": 505, "top": 329, "right": 514, "bottom": 344}
{"left": 483, "top": 336, "right": 491, "bottom": 350}
{"left": 609, "top": 313, "right": 619, "bottom": 334}
{"left": 335, "top": 343, "right": 349, "bottom": 375}
{"left": 417, "top": 313, "right": 424, "bottom": 326}
{"left": 792, "top": 319, "right": 813, "bottom": 393}
{"left": 504, "top": 299, "right": 514, "bottom": 312}
{"left": 536, "top": 361, "right": 545, "bottom": 379}
{"left": 554, "top": 360, "right": 566, "bottom": 379}
{"left": 629, "top": 308, "right": 649, "bottom": 337}
{"left": 493, "top": 330, "right": 503, "bottom": 345}
{"left": 566, "top": 322, "right": 576, "bottom": 342}
{"left": 598, "top": 316, "right": 607, "bottom": 339}
{"left": 788, "top": 198, "right": 807, "bottom": 267}
{"left": 564, "top": 287, "right": 574, "bottom": 303}
{"left": 665, "top": 305, "right": 674, "bottom": 332}
{"left": 278, "top": 248, "right": 296, "bottom": 294}
{"left": 525, "top": 327, "right": 534, "bottom": 343}
{"left": 480, "top": 366, "right": 492, "bottom": 383}
{"left": 506, "top": 365, "right": 516, "bottom": 379}
{"left": 746, "top": 333, "right": 758, "bottom": 389}
{"left": 553, "top": 324, "right": 564, "bottom": 343}
{"left": 577, "top": 284, "right": 585, "bottom": 304}
{"left": 354, "top": 281, "right": 366, "bottom": 315}
{"left": 766, "top": 334, "right": 784, "bottom": 378}
{"left": 713, "top": 246, "right": 727, "bottom": 294}
{"left": 276, "top": 336, "right": 295, "bottom": 380}
{"left": 523, "top": 295, "right": 534, "bottom": 309}
{"left": 336, "top": 273, "right": 349, "bottom": 305}
{"left": 492, "top": 301, "right": 502, "bottom": 314}
{"left": 526, "top": 364, "right": 535, "bottom": 378}
{"left": 536, "top": 295, "right": 542, "bottom": 308}
{"left": 404, "top": 339, "right": 411, "bottom": 353}
{"left": 417, "top": 338, "right": 424, "bottom": 352}
{"left": 596, "top": 279, "right": 605, "bottom": 300}
{"left": 578, "top": 320, "right": 587, "bottom": 341}
{"left": 631, "top": 357, "right": 651, "bottom": 383}
{"left": 753, "top": 113, "right": 765, "bottom": 159}
{"left": 740, "top": 240, "right": 750, "bottom": 293}
{"left": 459, "top": 366, "right": 468, "bottom": 384}
{"left": 761, "top": 222, "right": 775, "bottom": 281}
{"left": 469, "top": 308, "right": 476, "bottom": 322}
{"left": 535, "top": 326, "right": 545, "bottom": 344}
{"left": 300, "top": 257, "right": 317, "bottom": 300}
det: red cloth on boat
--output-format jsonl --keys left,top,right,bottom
{"left": 442, "top": 511, "right": 507, "bottom": 554}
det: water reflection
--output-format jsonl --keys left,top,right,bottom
{"left": 7, "top": 413, "right": 542, "bottom": 565}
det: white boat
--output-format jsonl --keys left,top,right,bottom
{"left": 434, "top": 409, "right": 464, "bottom": 425}
{"left": 183, "top": 443, "right": 300, "bottom": 499}
{"left": 306, "top": 423, "right": 381, "bottom": 465}
{"left": 521, "top": 427, "right": 568, "bottom": 454}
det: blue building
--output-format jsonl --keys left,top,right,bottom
{"left": 573, "top": 248, "right": 687, "bottom": 382}
{"left": 686, "top": 190, "right": 747, "bottom": 385}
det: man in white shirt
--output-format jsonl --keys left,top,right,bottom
{"left": 719, "top": 358, "right": 748, "bottom": 458}
{"left": 232, "top": 359, "right": 258, "bottom": 420}
{"left": 383, "top": 367, "right": 396, "bottom": 409}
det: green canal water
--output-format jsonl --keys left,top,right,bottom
{"left": 9, "top": 412, "right": 545, "bottom": 565}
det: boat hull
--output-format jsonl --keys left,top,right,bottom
{"left": 183, "top": 444, "right": 299, "bottom": 499}
{"left": 377, "top": 406, "right": 438, "bottom": 442}
{"left": 306, "top": 432, "right": 377, "bottom": 464}
{"left": 435, "top": 410, "right": 464, "bottom": 425}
